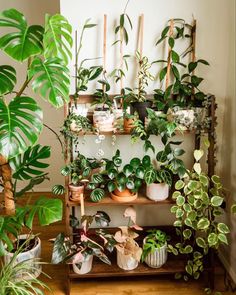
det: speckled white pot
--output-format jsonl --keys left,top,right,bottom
{"left": 146, "top": 183, "right": 169, "bottom": 201}
{"left": 117, "top": 251, "right": 138, "bottom": 270}
{"left": 93, "top": 111, "right": 114, "bottom": 132}
{"left": 4, "top": 235, "right": 41, "bottom": 279}
{"left": 73, "top": 255, "right": 93, "bottom": 274}
{"left": 144, "top": 241, "right": 167, "bottom": 268}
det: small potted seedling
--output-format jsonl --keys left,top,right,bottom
{"left": 142, "top": 229, "right": 169, "bottom": 268}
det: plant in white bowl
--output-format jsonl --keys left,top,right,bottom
{"left": 142, "top": 229, "right": 170, "bottom": 268}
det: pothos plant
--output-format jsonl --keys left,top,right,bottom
{"left": 51, "top": 211, "right": 112, "bottom": 268}
{"left": 170, "top": 149, "right": 230, "bottom": 281}
{"left": 0, "top": 8, "right": 71, "bottom": 249}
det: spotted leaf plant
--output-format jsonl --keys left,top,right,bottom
{"left": 170, "top": 149, "right": 230, "bottom": 281}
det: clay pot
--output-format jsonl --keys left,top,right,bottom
{"left": 146, "top": 183, "right": 169, "bottom": 201}
{"left": 123, "top": 118, "right": 135, "bottom": 133}
{"left": 111, "top": 189, "right": 138, "bottom": 203}
{"left": 69, "top": 183, "right": 84, "bottom": 201}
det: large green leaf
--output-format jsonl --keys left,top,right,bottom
{"left": 0, "top": 9, "right": 44, "bottom": 62}
{"left": 29, "top": 57, "right": 70, "bottom": 108}
{"left": 0, "top": 96, "right": 43, "bottom": 159}
{"left": 43, "top": 14, "right": 73, "bottom": 65}
{"left": 10, "top": 144, "right": 50, "bottom": 180}
{"left": 25, "top": 196, "right": 63, "bottom": 228}
{"left": 0, "top": 65, "right": 16, "bottom": 95}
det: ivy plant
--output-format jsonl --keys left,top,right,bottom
{"left": 170, "top": 149, "right": 230, "bottom": 281}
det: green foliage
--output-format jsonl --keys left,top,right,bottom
{"left": 141, "top": 229, "right": 169, "bottom": 262}
{"left": 77, "top": 65, "right": 103, "bottom": 93}
{"left": 10, "top": 144, "right": 50, "bottom": 180}
{"left": 92, "top": 78, "right": 113, "bottom": 109}
{"left": 0, "top": 65, "right": 16, "bottom": 95}
{"left": 29, "top": 57, "right": 70, "bottom": 108}
{"left": 0, "top": 9, "right": 44, "bottom": 62}
{"left": 0, "top": 96, "right": 43, "bottom": 159}
{"left": 170, "top": 149, "right": 229, "bottom": 280}
{"left": 43, "top": 13, "right": 73, "bottom": 65}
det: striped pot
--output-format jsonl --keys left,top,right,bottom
{"left": 144, "top": 240, "right": 167, "bottom": 268}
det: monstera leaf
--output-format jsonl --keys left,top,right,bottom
{"left": 0, "top": 65, "right": 16, "bottom": 95}
{"left": 0, "top": 96, "right": 43, "bottom": 159}
{"left": 44, "top": 14, "right": 73, "bottom": 65}
{"left": 25, "top": 196, "right": 63, "bottom": 228}
{"left": 10, "top": 144, "right": 51, "bottom": 180}
{"left": 29, "top": 57, "right": 70, "bottom": 107}
{"left": 0, "top": 9, "right": 43, "bottom": 62}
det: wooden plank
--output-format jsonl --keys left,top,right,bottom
{"left": 68, "top": 194, "right": 174, "bottom": 207}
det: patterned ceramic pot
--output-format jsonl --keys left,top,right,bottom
{"left": 117, "top": 250, "right": 138, "bottom": 270}
{"left": 143, "top": 240, "right": 167, "bottom": 268}
{"left": 72, "top": 255, "right": 93, "bottom": 274}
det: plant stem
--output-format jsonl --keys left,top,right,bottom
{"left": 43, "top": 123, "right": 64, "bottom": 154}
{"left": 16, "top": 57, "right": 32, "bottom": 97}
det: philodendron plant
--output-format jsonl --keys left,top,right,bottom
{"left": 170, "top": 149, "right": 230, "bottom": 281}
{"left": 0, "top": 8, "right": 71, "bottom": 251}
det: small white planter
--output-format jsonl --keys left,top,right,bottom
{"left": 117, "top": 250, "right": 138, "bottom": 270}
{"left": 4, "top": 235, "right": 41, "bottom": 279}
{"left": 144, "top": 240, "right": 167, "bottom": 268}
{"left": 72, "top": 255, "right": 93, "bottom": 274}
{"left": 146, "top": 183, "right": 169, "bottom": 201}
{"left": 93, "top": 111, "right": 114, "bottom": 132}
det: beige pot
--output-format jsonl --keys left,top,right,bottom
{"left": 143, "top": 239, "right": 167, "bottom": 268}
{"left": 93, "top": 111, "right": 114, "bottom": 132}
{"left": 72, "top": 255, "right": 93, "bottom": 274}
{"left": 117, "top": 250, "right": 138, "bottom": 270}
{"left": 69, "top": 183, "right": 84, "bottom": 201}
{"left": 146, "top": 183, "right": 169, "bottom": 201}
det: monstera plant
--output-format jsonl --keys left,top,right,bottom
{"left": 0, "top": 8, "right": 72, "bottom": 251}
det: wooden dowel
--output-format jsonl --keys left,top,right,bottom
{"left": 165, "top": 19, "right": 174, "bottom": 90}
{"left": 103, "top": 14, "right": 107, "bottom": 73}
{"left": 139, "top": 14, "right": 144, "bottom": 58}
{"left": 120, "top": 27, "right": 124, "bottom": 93}
{"left": 80, "top": 192, "right": 85, "bottom": 217}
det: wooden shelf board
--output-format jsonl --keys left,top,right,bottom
{"left": 68, "top": 254, "right": 186, "bottom": 279}
{"left": 68, "top": 194, "right": 174, "bottom": 207}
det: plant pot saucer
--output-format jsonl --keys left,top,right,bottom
{"left": 110, "top": 192, "right": 138, "bottom": 203}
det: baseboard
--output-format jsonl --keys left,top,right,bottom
{"left": 219, "top": 251, "right": 236, "bottom": 284}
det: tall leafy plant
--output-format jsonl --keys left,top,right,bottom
{"left": 0, "top": 8, "right": 72, "bottom": 241}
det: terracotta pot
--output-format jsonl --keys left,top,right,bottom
{"left": 123, "top": 118, "right": 135, "bottom": 133}
{"left": 146, "top": 183, "right": 169, "bottom": 201}
{"left": 69, "top": 183, "right": 84, "bottom": 201}
{"left": 72, "top": 255, "right": 93, "bottom": 274}
{"left": 111, "top": 189, "right": 138, "bottom": 203}
{"left": 4, "top": 235, "right": 41, "bottom": 279}
{"left": 93, "top": 110, "right": 114, "bottom": 132}
{"left": 143, "top": 239, "right": 167, "bottom": 268}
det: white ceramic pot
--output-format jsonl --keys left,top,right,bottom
{"left": 4, "top": 235, "right": 41, "bottom": 279}
{"left": 144, "top": 240, "right": 167, "bottom": 268}
{"left": 72, "top": 255, "right": 93, "bottom": 274}
{"left": 169, "top": 109, "right": 195, "bottom": 130}
{"left": 117, "top": 250, "right": 138, "bottom": 270}
{"left": 146, "top": 183, "right": 169, "bottom": 201}
{"left": 93, "top": 111, "right": 114, "bottom": 132}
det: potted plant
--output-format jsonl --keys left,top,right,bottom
{"left": 105, "top": 150, "right": 144, "bottom": 202}
{"left": 61, "top": 113, "right": 92, "bottom": 136}
{"left": 142, "top": 229, "right": 169, "bottom": 268}
{"left": 0, "top": 239, "right": 50, "bottom": 293}
{"left": 127, "top": 51, "right": 155, "bottom": 122}
{"left": 51, "top": 211, "right": 112, "bottom": 274}
{"left": 123, "top": 112, "right": 137, "bottom": 133}
{"left": 169, "top": 148, "right": 232, "bottom": 280}
{"left": 56, "top": 153, "right": 102, "bottom": 201}
{"left": 92, "top": 78, "right": 115, "bottom": 132}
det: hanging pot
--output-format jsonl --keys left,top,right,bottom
{"left": 130, "top": 101, "right": 152, "bottom": 123}
{"left": 110, "top": 188, "right": 138, "bottom": 203}
{"left": 72, "top": 254, "right": 93, "bottom": 274}
{"left": 4, "top": 235, "right": 41, "bottom": 279}
{"left": 146, "top": 183, "right": 169, "bottom": 201}
{"left": 69, "top": 183, "right": 84, "bottom": 202}
{"left": 93, "top": 110, "right": 114, "bottom": 132}
{"left": 143, "top": 239, "right": 167, "bottom": 268}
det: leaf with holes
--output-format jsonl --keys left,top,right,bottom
{"left": 0, "top": 96, "right": 43, "bottom": 159}
{"left": 0, "top": 65, "right": 16, "bottom": 95}
{"left": 10, "top": 144, "right": 50, "bottom": 180}
{"left": 29, "top": 57, "right": 70, "bottom": 108}
{"left": 43, "top": 14, "right": 73, "bottom": 65}
{"left": 0, "top": 9, "right": 44, "bottom": 61}
{"left": 90, "top": 188, "right": 105, "bottom": 202}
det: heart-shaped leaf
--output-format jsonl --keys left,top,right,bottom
{"left": 194, "top": 150, "right": 204, "bottom": 162}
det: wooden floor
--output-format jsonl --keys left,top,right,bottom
{"left": 36, "top": 219, "right": 234, "bottom": 295}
